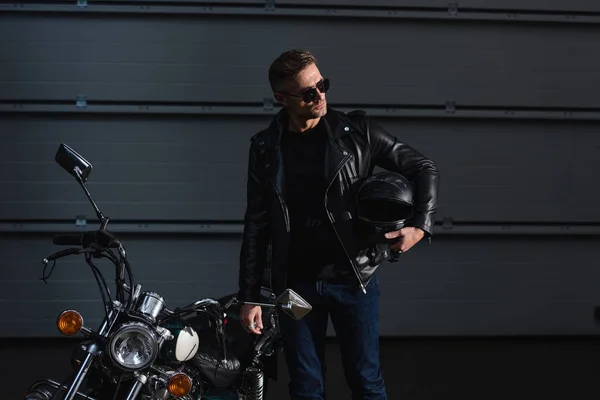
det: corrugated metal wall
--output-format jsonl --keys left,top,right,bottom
{"left": 1, "top": 1, "right": 599, "bottom": 337}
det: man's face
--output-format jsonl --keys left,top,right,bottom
{"left": 275, "top": 63, "right": 328, "bottom": 120}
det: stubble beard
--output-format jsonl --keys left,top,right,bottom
{"left": 310, "top": 102, "right": 327, "bottom": 119}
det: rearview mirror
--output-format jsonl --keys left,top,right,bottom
{"left": 274, "top": 288, "right": 312, "bottom": 320}
{"left": 54, "top": 143, "right": 108, "bottom": 229}
{"left": 55, "top": 143, "right": 92, "bottom": 183}
{"left": 236, "top": 288, "right": 313, "bottom": 320}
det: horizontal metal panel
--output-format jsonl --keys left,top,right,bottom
{"left": 2, "top": 235, "right": 599, "bottom": 337}
{"left": 0, "top": 13, "right": 598, "bottom": 109}
{"left": 3, "top": 222, "right": 600, "bottom": 236}
{"left": 96, "top": 0, "right": 265, "bottom": 3}
{"left": 1, "top": 113, "right": 599, "bottom": 223}
{"left": 51, "top": 0, "right": 600, "bottom": 12}
{"left": 4, "top": 103, "right": 600, "bottom": 121}
{"left": 276, "top": 0, "right": 600, "bottom": 13}
{"left": 4, "top": 2, "right": 600, "bottom": 24}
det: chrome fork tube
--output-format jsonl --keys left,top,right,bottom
{"left": 98, "top": 308, "right": 118, "bottom": 336}
{"left": 124, "top": 373, "right": 148, "bottom": 400}
{"left": 63, "top": 307, "right": 118, "bottom": 400}
{"left": 63, "top": 343, "right": 99, "bottom": 400}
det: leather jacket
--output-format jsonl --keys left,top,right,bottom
{"left": 238, "top": 107, "right": 439, "bottom": 302}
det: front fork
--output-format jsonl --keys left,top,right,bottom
{"left": 27, "top": 379, "right": 97, "bottom": 400}
{"left": 63, "top": 342, "right": 100, "bottom": 399}
{"left": 61, "top": 307, "right": 118, "bottom": 400}
{"left": 124, "top": 373, "right": 148, "bottom": 400}
{"left": 27, "top": 372, "right": 148, "bottom": 400}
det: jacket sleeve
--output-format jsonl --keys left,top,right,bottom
{"left": 238, "top": 139, "right": 270, "bottom": 302}
{"left": 367, "top": 117, "right": 440, "bottom": 236}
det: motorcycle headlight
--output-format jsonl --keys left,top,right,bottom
{"left": 108, "top": 322, "right": 159, "bottom": 371}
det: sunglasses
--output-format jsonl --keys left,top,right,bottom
{"left": 279, "top": 78, "right": 330, "bottom": 103}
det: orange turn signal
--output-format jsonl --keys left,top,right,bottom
{"left": 168, "top": 373, "right": 192, "bottom": 397}
{"left": 57, "top": 310, "right": 83, "bottom": 336}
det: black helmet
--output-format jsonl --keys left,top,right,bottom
{"left": 356, "top": 171, "right": 415, "bottom": 243}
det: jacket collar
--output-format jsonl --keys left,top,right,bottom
{"left": 265, "top": 107, "right": 353, "bottom": 199}
{"left": 265, "top": 106, "right": 352, "bottom": 147}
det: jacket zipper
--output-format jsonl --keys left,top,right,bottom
{"left": 267, "top": 239, "right": 274, "bottom": 295}
{"left": 271, "top": 181, "right": 290, "bottom": 233}
{"left": 324, "top": 151, "right": 367, "bottom": 294}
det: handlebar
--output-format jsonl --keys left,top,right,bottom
{"left": 53, "top": 229, "right": 119, "bottom": 249}
{"left": 42, "top": 227, "right": 133, "bottom": 313}
{"left": 161, "top": 298, "right": 226, "bottom": 322}
{"left": 53, "top": 232, "right": 97, "bottom": 247}
{"left": 43, "top": 248, "right": 82, "bottom": 264}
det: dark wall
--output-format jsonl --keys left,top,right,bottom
{"left": 1, "top": 1, "right": 600, "bottom": 340}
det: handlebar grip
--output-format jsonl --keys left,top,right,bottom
{"left": 44, "top": 248, "right": 81, "bottom": 263}
{"left": 53, "top": 232, "right": 97, "bottom": 247}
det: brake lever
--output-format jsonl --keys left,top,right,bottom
{"left": 224, "top": 297, "right": 238, "bottom": 310}
{"left": 42, "top": 247, "right": 83, "bottom": 264}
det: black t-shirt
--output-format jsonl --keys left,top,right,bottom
{"left": 280, "top": 119, "right": 346, "bottom": 283}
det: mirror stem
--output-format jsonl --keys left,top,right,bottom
{"left": 241, "top": 301, "right": 277, "bottom": 309}
{"left": 74, "top": 166, "right": 109, "bottom": 229}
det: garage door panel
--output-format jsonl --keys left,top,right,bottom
{"left": 1, "top": 235, "right": 243, "bottom": 337}
{"left": 3, "top": 234, "right": 600, "bottom": 337}
{"left": 1, "top": 114, "right": 254, "bottom": 143}
{"left": 0, "top": 235, "right": 242, "bottom": 270}
{"left": 0, "top": 161, "right": 241, "bottom": 184}
{"left": 0, "top": 300, "right": 106, "bottom": 324}
{"left": 99, "top": 0, "right": 265, "bottom": 3}
{"left": 2, "top": 115, "right": 598, "bottom": 222}
{"left": 46, "top": 0, "right": 600, "bottom": 13}
{"left": 456, "top": 0, "right": 600, "bottom": 12}
{"left": 377, "top": 236, "right": 600, "bottom": 335}
{"left": 0, "top": 281, "right": 238, "bottom": 303}
{"left": 384, "top": 118, "right": 600, "bottom": 222}
{"left": 0, "top": 142, "right": 248, "bottom": 163}
{"left": 2, "top": 61, "right": 265, "bottom": 87}
{"left": 277, "top": 0, "right": 600, "bottom": 12}
{"left": 0, "top": 201, "right": 242, "bottom": 221}
{"left": 1, "top": 182, "right": 243, "bottom": 206}
{"left": 0, "top": 318, "right": 105, "bottom": 337}
{"left": 1, "top": 14, "right": 598, "bottom": 108}
{"left": 379, "top": 281, "right": 599, "bottom": 303}
{"left": 375, "top": 301, "right": 596, "bottom": 336}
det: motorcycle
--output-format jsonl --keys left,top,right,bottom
{"left": 24, "top": 143, "right": 312, "bottom": 400}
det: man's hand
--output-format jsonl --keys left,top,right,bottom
{"left": 385, "top": 226, "right": 425, "bottom": 253}
{"left": 240, "top": 304, "right": 263, "bottom": 335}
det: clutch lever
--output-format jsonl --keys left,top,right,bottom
{"left": 43, "top": 247, "right": 84, "bottom": 264}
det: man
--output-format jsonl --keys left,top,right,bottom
{"left": 238, "top": 49, "right": 439, "bottom": 400}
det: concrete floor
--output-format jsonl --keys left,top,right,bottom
{"left": 6, "top": 336, "right": 600, "bottom": 400}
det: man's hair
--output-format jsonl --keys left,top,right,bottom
{"left": 268, "top": 49, "right": 317, "bottom": 93}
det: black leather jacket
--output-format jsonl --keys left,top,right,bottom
{"left": 238, "top": 108, "right": 439, "bottom": 302}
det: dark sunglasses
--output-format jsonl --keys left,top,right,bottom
{"left": 279, "top": 78, "right": 330, "bottom": 103}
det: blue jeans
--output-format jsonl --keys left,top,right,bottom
{"left": 278, "top": 275, "right": 387, "bottom": 400}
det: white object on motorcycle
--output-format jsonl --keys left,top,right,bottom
{"left": 175, "top": 326, "right": 200, "bottom": 361}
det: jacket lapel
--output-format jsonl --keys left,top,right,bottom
{"left": 265, "top": 108, "right": 351, "bottom": 201}
{"left": 323, "top": 109, "right": 352, "bottom": 186}
{"left": 266, "top": 110, "right": 287, "bottom": 200}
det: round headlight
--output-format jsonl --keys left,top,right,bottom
{"left": 108, "top": 322, "right": 159, "bottom": 371}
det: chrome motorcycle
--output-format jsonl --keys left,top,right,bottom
{"left": 25, "top": 143, "right": 312, "bottom": 400}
